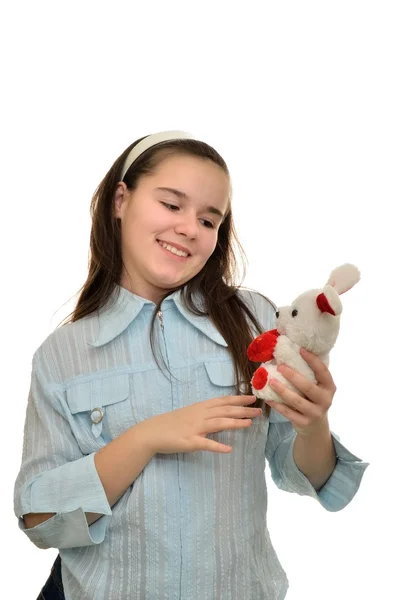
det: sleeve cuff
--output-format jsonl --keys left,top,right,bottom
{"left": 273, "top": 430, "right": 369, "bottom": 512}
{"left": 18, "top": 508, "right": 111, "bottom": 549}
{"left": 16, "top": 453, "right": 112, "bottom": 549}
{"left": 19, "top": 452, "right": 111, "bottom": 516}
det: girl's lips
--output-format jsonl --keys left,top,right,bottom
{"left": 157, "top": 240, "right": 190, "bottom": 261}
{"left": 157, "top": 239, "right": 191, "bottom": 255}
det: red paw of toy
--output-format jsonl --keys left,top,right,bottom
{"left": 252, "top": 366, "right": 269, "bottom": 390}
{"left": 247, "top": 329, "right": 279, "bottom": 362}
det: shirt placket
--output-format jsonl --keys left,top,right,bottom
{"left": 157, "top": 307, "right": 184, "bottom": 599}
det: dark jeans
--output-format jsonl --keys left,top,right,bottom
{"left": 37, "top": 554, "right": 65, "bottom": 600}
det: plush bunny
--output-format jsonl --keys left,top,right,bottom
{"left": 247, "top": 264, "right": 360, "bottom": 403}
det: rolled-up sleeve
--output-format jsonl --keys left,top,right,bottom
{"left": 14, "top": 352, "right": 112, "bottom": 549}
{"left": 265, "top": 410, "right": 369, "bottom": 512}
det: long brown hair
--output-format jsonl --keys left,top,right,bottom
{"left": 60, "top": 136, "right": 270, "bottom": 412}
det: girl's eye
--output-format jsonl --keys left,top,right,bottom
{"left": 161, "top": 203, "right": 215, "bottom": 229}
{"left": 161, "top": 202, "right": 179, "bottom": 211}
{"left": 199, "top": 218, "right": 215, "bottom": 229}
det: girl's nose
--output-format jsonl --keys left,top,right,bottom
{"left": 174, "top": 214, "right": 199, "bottom": 239}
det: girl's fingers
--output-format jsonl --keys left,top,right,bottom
{"left": 300, "top": 348, "right": 337, "bottom": 392}
{"left": 212, "top": 395, "right": 257, "bottom": 406}
{"left": 275, "top": 365, "right": 319, "bottom": 403}
{"left": 207, "top": 405, "right": 262, "bottom": 420}
{"left": 269, "top": 377, "right": 322, "bottom": 418}
{"left": 205, "top": 440, "right": 232, "bottom": 453}
{"left": 275, "top": 364, "right": 335, "bottom": 409}
{"left": 205, "top": 418, "right": 253, "bottom": 432}
{"left": 269, "top": 377, "right": 307, "bottom": 412}
{"left": 265, "top": 399, "right": 312, "bottom": 427}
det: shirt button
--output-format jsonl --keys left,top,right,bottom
{"left": 90, "top": 407, "right": 104, "bottom": 424}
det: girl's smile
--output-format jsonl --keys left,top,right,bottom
{"left": 156, "top": 239, "right": 191, "bottom": 259}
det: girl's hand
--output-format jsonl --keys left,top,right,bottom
{"left": 266, "top": 348, "right": 336, "bottom": 436}
{"left": 138, "top": 395, "right": 262, "bottom": 454}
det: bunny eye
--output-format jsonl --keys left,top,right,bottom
{"left": 275, "top": 311, "right": 280, "bottom": 318}
{"left": 291, "top": 309, "right": 298, "bottom": 317}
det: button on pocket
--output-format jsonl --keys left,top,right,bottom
{"left": 90, "top": 407, "right": 104, "bottom": 425}
{"left": 66, "top": 373, "right": 131, "bottom": 448}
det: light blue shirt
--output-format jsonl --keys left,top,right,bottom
{"left": 14, "top": 285, "right": 368, "bottom": 600}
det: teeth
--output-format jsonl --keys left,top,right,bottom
{"left": 158, "top": 241, "right": 188, "bottom": 257}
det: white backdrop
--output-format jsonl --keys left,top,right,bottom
{"left": 2, "top": 1, "right": 399, "bottom": 598}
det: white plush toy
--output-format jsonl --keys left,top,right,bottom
{"left": 247, "top": 264, "right": 360, "bottom": 403}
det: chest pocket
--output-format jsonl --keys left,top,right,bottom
{"left": 65, "top": 373, "right": 133, "bottom": 452}
{"left": 203, "top": 360, "right": 237, "bottom": 394}
{"left": 204, "top": 360, "right": 249, "bottom": 394}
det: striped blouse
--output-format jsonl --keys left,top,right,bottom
{"left": 14, "top": 285, "right": 368, "bottom": 599}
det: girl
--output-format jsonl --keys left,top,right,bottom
{"left": 14, "top": 131, "right": 368, "bottom": 600}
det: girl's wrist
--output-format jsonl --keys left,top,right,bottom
{"left": 132, "top": 419, "right": 158, "bottom": 456}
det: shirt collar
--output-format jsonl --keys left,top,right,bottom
{"left": 87, "top": 284, "right": 228, "bottom": 348}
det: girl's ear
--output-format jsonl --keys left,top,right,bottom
{"left": 114, "top": 182, "right": 129, "bottom": 218}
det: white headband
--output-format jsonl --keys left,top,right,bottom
{"left": 120, "top": 130, "right": 196, "bottom": 179}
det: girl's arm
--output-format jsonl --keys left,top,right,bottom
{"left": 23, "top": 422, "right": 156, "bottom": 529}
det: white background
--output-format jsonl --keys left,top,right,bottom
{"left": 1, "top": 1, "right": 399, "bottom": 598}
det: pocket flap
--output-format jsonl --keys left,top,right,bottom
{"left": 66, "top": 373, "right": 130, "bottom": 414}
{"left": 204, "top": 361, "right": 236, "bottom": 387}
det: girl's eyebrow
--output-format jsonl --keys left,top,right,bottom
{"left": 155, "top": 186, "right": 225, "bottom": 219}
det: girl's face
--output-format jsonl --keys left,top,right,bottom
{"left": 114, "top": 154, "right": 231, "bottom": 303}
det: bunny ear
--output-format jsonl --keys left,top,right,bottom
{"left": 316, "top": 292, "right": 336, "bottom": 315}
{"left": 316, "top": 286, "right": 343, "bottom": 316}
{"left": 326, "top": 263, "right": 360, "bottom": 295}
